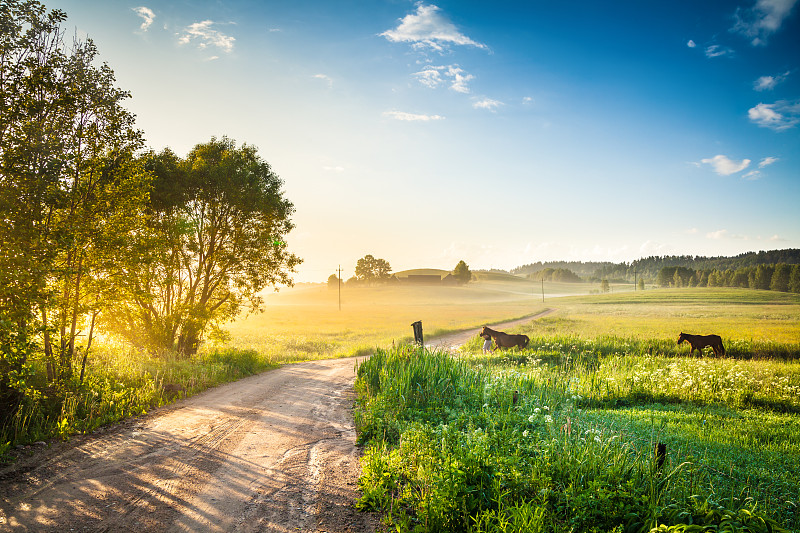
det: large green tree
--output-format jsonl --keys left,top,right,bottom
{"left": 453, "top": 260, "right": 472, "bottom": 284}
{"left": 1, "top": 0, "right": 148, "bottom": 420}
{"left": 355, "top": 254, "right": 392, "bottom": 284}
{"left": 109, "top": 138, "right": 301, "bottom": 356}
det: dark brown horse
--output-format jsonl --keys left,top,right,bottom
{"left": 480, "top": 326, "right": 529, "bottom": 350}
{"left": 677, "top": 332, "right": 726, "bottom": 357}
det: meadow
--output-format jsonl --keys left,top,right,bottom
{"left": 2, "top": 276, "right": 585, "bottom": 451}
{"left": 222, "top": 275, "right": 595, "bottom": 361}
{"left": 5, "top": 279, "right": 799, "bottom": 533}
{"left": 353, "top": 287, "right": 800, "bottom": 532}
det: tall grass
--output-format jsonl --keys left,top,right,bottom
{"left": 1, "top": 346, "right": 277, "bottom": 455}
{"left": 355, "top": 343, "right": 799, "bottom": 532}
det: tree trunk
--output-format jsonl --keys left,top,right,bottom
{"left": 79, "top": 309, "right": 98, "bottom": 383}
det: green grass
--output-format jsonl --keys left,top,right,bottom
{"left": 354, "top": 334, "right": 800, "bottom": 532}
{"left": 528, "top": 288, "right": 800, "bottom": 343}
{"left": 1, "top": 346, "right": 277, "bottom": 455}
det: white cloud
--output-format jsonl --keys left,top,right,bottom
{"left": 699, "top": 154, "right": 751, "bottom": 175}
{"left": 381, "top": 4, "right": 487, "bottom": 52}
{"left": 178, "top": 20, "right": 235, "bottom": 53}
{"left": 743, "top": 156, "right": 779, "bottom": 179}
{"left": 447, "top": 66, "right": 474, "bottom": 93}
{"left": 687, "top": 39, "right": 697, "bottom": 48}
{"left": 743, "top": 170, "right": 763, "bottom": 180}
{"left": 769, "top": 234, "right": 786, "bottom": 241}
{"left": 705, "top": 44, "right": 734, "bottom": 58}
{"left": 133, "top": 6, "right": 155, "bottom": 32}
{"left": 748, "top": 101, "right": 800, "bottom": 130}
{"left": 313, "top": 74, "right": 333, "bottom": 88}
{"left": 413, "top": 64, "right": 474, "bottom": 93}
{"left": 323, "top": 165, "right": 345, "bottom": 173}
{"left": 414, "top": 67, "right": 443, "bottom": 88}
{"left": 383, "top": 110, "right": 445, "bottom": 121}
{"left": 754, "top": 75, "right": 777, "bottom": 90}
{"left": 685, "top": 228, "right": 699, "bottom": 234}
{"left": 523, "top": 96, "right": 533, "bottom": 104}
{"left": 707, "top": 229, "right": 749, "bottom": 240}
{"left": 473, "top": 97, "right": 503, "bottom": 111}
{"left": 754, "top": 71, "right": 789, "bottom": 90}
{"left": 732, "top": 0, "right": 799, "bottom": 45}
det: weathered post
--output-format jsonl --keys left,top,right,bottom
{"left": 411, "top": 320, "right": 423, "bottom": 346}
{"left": 655, "top": 442, "right": 667, "bottom": 472}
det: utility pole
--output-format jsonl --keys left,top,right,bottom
{"left": 337, "top": 265, "right": 342, "bottom": 311}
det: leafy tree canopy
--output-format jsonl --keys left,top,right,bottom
{"left": 355, "top": 255, "right": 392, "bottom": 284}
{"left": 453, "top": 260, "right": 472, "bottom": 284}
{"left": 108, "top": 138, "right": 301, "bottom": 356}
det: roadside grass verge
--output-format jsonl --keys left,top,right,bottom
{"left": 0, "top": 347, "right": 277, "bottom": 457}
{"left": 354, "top": 344, "right": 799, "bottom": 532}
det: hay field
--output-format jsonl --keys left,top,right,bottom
{"left": 222, "top": 279, "right": 598, "bottom": 362}
{"left": 222, "top": 281, "right": 800, "bottom": 363}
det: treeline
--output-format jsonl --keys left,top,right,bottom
{"left": 511, "top": 249, "right": 800, "bottom": 283}
{"left": 1, "top": 2, "right": 298, "bottom": 430}
{"left": 511, "top": 261, "right": 618, "bottom": 279}
{"left": 526, "top": 267, "right": 583, "bottom": 283}
{"left": 657, "top": 264, "right": 800, "bottom": 292}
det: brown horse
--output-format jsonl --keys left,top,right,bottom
{"left": 480, "top": 326, "right": 529, "bottom": 350}
{"left": 677, "top": 332, "right": 726, "bottom": 357}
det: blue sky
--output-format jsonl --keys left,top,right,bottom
{"left": 48, "top": 0, "right": 800, "bottom": 282}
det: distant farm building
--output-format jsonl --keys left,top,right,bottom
{"left": 406, "top": 274, "right": 444, "bottom": 284}
{"left": 395, "top": 270, "right": 458, "bottom": 285}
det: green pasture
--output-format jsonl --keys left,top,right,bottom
{"left": 529, "top": 288, "right": 800, "bottom": 343}
{"left": 355, "top": 344, "right": 800, "bottom": 532}
{"left": 351, "top": 287, "right": 800, "bottom": 532}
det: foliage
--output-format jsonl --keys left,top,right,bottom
{"left": 651, "top": 496, "right": 790, "bottom": 532}
{"left": 528, "top": 267, "right": 582, "bottom": 283}
{"left": 355, "top": 345, "right": 798, "bottom": 532}
{"left": 1, "top": 346, "right": 276, "bottom": 449}
{"left": 454, "top": 260, "right": 473, "bottom": 284}
{"left": 0, "top": 0, "right": 148, "bottom": 420}
{"left": 510, "top": 249, "right": 800, "bottom": 284}
{"left": 355, "top": 254, "right": 392, "bottom": 284}
{"left": 106, "top": 139, "right": 301, "bottom": 356}
{"left": 657, "top": 263, "right": 800, "bottom": 293}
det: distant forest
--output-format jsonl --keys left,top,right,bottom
{"left": 510, "top": 249, "right": 800, "bottom": 283}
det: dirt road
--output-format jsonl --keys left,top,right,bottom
{"left": 425, "top": 308, "right": 554, "bottom": 350}
{"left": 0, "top": 359, "right": 379, "bottom": 532}
{"left": 0, "top": 311, "right": 552, "bottom": 532}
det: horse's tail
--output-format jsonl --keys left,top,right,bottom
{"left": 720, "top": 340, "right": 726, "bottom": 356}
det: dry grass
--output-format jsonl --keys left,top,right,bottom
{"left": 223, "top": 280, "right": 594, "bottom": 361}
